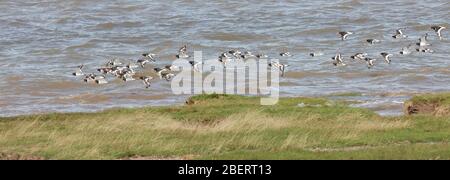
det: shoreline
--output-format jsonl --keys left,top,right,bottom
{"left": 1, "top": 90, "right": 438, "bottom": 118}
{"left": 0, "top": 93, "right": 449, "bottom": 160}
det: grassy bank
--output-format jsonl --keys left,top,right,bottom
{"left": 0, "top": 93, "right": 449, "bottom": 160}
{"left": 404, "top": 92, "right": 450, "bottom": 116}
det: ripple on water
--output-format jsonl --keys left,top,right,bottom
{"left": 92, "top": 21, "right": 144, "bottom": 30}
{"left": 5, "top": 75, "right": 24, "bottom": 81}
{"left": 399, "top": 75, "right": 429, "bottom": 85}
{"left": 0, "top": 0, "right": 449, "bottom": 117}
{"left": 202, "top": 32, "right": 271, "bottom": 42}
{"left": 65, "top": 41, "right": 97, "bottom": 51}
{"left": 38, "top": 80, "right": 82, "bottom": 90}
{"left": 55, "top": 93, "right": 111, "bottom": 105}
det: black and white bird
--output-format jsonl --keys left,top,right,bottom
{"left": 154, "top": 67, "right": 169, "bottom": 79}
{"left": 95, "top": 78, "right": 108, "bottom": 84}
{"left": 84, "top": 74, "right": 105, "bottom": 83}
{"left": 106, "top": 58, "right": 122, "bottom": 67}
{"left": 350, "top": 53, "right": 367, "bottom": 61}
{"left": 218, "top": 52, "right": 231, "bottom": 66}
{"left": 365, "top": 58, "right": 376, "bottom": 69}
{"left": 332, "top": 53, "right": 346, "bottom": 66}
{"left": 97, "top": 67, "right": 113, "bottom": 74}
{"left": 125, "top": 66, "right": 136, "bottom": 75}
{"left": 380, "top": 53, "right": 392, "bottom": 64}
{"left": 309, "top": 52, "right": 324, "bottom": 57}
{"left": 122, "top": 73, "right": 135, "bottom": 82}
{"left": 137, "top": 53, "right": 156, "bottom": 67}
{"left": 393, "top": 28, "right": 408, "bottom": 39}
{"left": 400, "top": 44, "right": 413, "bottom": 55}
{"left": 142, "top": 53, "right": 156, "bottom": 61}
{"left": 176, "top": 45, "right": 190, "bottom": 59}
{"left": 269, "top": 61, "right": 289, "bottom": 77}
{"left": 83, "top": 73, "right": 95, "bottom": 83}
{"left": 219, "top": 52, "right": 230, "bottom": 58}
{"left": 416, "top": 47, "right": 434, "bottom": 53}
{"left": 72, "top": 64, "right": 85, "bottom": 76}
{"left": 126, "top": 62, "right": 139, "bottom": 69}
{"left": 111, "top": 66, "right": 131, "bottom": 78}
{"left": 140, "top": 76, "right": 153, "bottom": 88}
{"left": 256, "top": 54, "right": 269, "bottom": 59}
{"left": 338, "top": 31, "right": 353, "bottom": 41}
{"left": 417, "top": 33, "right": 431, "bottom": 47}
{"left": 164, "top": 65, "right": 181, "bottom": 71}
{"left": 279, "top": 52, "right": 292, "bottom": 57}
{"left": 431, "top": 26, "right": 446, "bottom": 39}
{"left": 367, "top": 39, "right": 381, "bottom": 44}
{"left": 241, "top": 51, "right": 256, "bottom": 59}
{"left": 228, "top": 49, "right": 242, "bottom": 59}
{"left": 154, "top": 70, "right": 175, "bottom": 81}
{"left": 163, "top": 73, "right": 175, "bottom": 81}
{"left": 137, "top": 59, "right": 151, "bottom": 68}
{"left": 189, "top": 61, "right": 202, "bottom": 72}
{"left": 154, "top": 66, "right": 175, "bottom": 80}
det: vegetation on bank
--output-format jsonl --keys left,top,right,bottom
{"left": 0, "top": 93, "right": 449, "bottom": 160}
{"left": 404, "top": 93, "right": 450, "bottom": 116}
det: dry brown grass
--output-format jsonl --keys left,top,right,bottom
{"left": 0, "top": 94, "right": 449, "bottom": 159}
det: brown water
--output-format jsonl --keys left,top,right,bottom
{"left": 0, "top": 0, "right": 449, "bottom": 116}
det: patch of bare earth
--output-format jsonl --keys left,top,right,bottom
{"left": 403, "top": 93, "right": 450, "bottom": 116}
{"left": 0, "top": 153, "right": 45, "bottom": 160}
{"left": 305, "top": 141, "right": 447, "bottom": 153}
{"left": 120, "top": 155, "right": 197, "bottom": 160}
{"left": 404, "top": 101, "right": 433, "bottom": 115}
{"left": 404, "top": 101, "right": 450, "bottom": 116}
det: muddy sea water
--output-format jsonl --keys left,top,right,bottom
{"left": 0, "top": 0, "right": 449, "bottom": 116}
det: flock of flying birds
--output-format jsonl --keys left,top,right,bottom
{"left": 331, "top": 25, "right": 446, "bottom": 69}
{"left": 72, "top": 25, "right": 446, "bottom": 88}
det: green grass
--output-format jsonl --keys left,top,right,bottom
{"left": 0, "top": 93, "right": 449, "bottom": 160}
{"left": 409, "top": 93, "right": 450, "bottom": 105}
